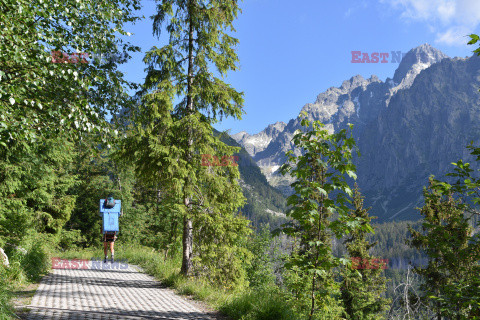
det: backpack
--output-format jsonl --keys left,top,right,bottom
{"left": 104, "top": 196, "right": 115, "bottom": 209}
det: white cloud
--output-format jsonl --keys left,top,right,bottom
{"left": 437, "top": 25, "right": 471, "bottom": 45}
{"left": 456, "top": 0, "right": 480, "bottom": 25}
{"left": 384, "top": 0, "right": 454, "bottom": 21}
{"left": 344, "top": 7, "right": 353, "bottom": 18}
{"left": 381, "top": 0, "right": 480, "bottom": 46}
{"left": 437, "top": 1, "right": 456, "bottom": 23}
{"left": 344, "top": 1, "right": 368, "bottom": 18}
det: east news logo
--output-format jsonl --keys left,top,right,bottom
{"left": 351, "top": 51, "right": 406, "bottom": 63}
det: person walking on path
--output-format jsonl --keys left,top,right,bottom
{"left": 100, "top": 195, "right": 122, "bottom": 263}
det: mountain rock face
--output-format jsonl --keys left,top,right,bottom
{"left": 358, "top": 54, "right": 480, "bottom": 219}
{"left": 232, "top": 44, "right": 480, "bottom": 221}
{"left": 231, "top": 121, "right": 286, "bottom": 156}
{"left": 392, "top": 43, "right": 449, "bottom": 88}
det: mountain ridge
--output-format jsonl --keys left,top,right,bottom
{"left": 232, "top": 44, "right": 480, "bottom": 221}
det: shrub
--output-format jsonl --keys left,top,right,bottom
{"left": 6, "top": 233, "right": 52, "bottom": 283}
{"left": 245, "top": 224, "right": 276, "bottom": 288}
{"left": 57, "top": 229, "right": 85, "bottom": 250}
{"left": 21, "top": 244, "right": 50, "bottom": 281}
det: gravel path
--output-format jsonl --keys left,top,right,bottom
{"left": 25, "top": 259, "right": 216, "bottom": 320}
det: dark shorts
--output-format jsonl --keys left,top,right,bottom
{"left": 103, "top": 232, "right": 117, "bottom": 243}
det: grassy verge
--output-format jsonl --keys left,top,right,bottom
{"left": 0, "top": 274, "right": 13, "bottom": 320}
{"left": 0, "top": 237, "right": 51, "bottom": 320}
{"left": 54, "top": 243, "right": 301, "bottom": 320}
{"left": 10, "top": 283, "right": 40, "bottom": 320}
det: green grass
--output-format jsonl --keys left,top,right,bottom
{"left": 54, "top": 243, "right": 300, "bottom": 320}
{"left": 0, "top": 270, "right": 13, "bottom": 320}
{"left": 220, "top": 286, "right": 301, "bottom": 320}
{"left": 0, "top": 237, "right": 51, "bottom": 319}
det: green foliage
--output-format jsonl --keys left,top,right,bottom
{"left": 340, "top": 185, "right": 390, "bottom": 320}
{"left": 14, "top": 232, "right": 52, "bottom": 282}
{"left": 279, "top": 113, "right": 371, "bottom": 319}
{"left": 119, "top": 108, "right": 251, "bottom": 285}
{"left": 116, "top": 0, "right": 251, "bottom": 286}
{"left": 0, "top": 266, "right": 13, "bottom": 320}
{"left": 20, "top": 244, "right": 51, "bottom": 282}
{"left": 245, "top": 224, "right": 277, "bottom": 288}
{"left": 0, "top": 0, "right": 141, "bottom": 147}
{"left": 431, "top": 273, "right": 480, "bottom": 319}
{"left": 135, "top": 192, "right": 182, "bottom": 254}
{"left": 409, "top": 160, "right": 480, "bottom": 318}
{"left": 0, "top": 2, "right": 141, "bottom": 290}
{"left": 57, "top": 229, "right": 86, "bottom": 251}
{"left": 0, "top": 135, "right": 78, "bottom": 247}
{"left": 0, "top": 231, "right": 52, "bottom": 318}
{"left": 220, "top": 286, "right": 300, "bottom": 320}
{"left": 192, "top": 207, "right": 252, "bottom": 290}
{"left": 468, "top": 33, "right": 480, "bottom": 65}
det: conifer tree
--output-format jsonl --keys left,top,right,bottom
{"left": 340, "top": 184, "right": 390, "bottom": 320}
{"left": 0, "top": 134, "right": 78, "bottom": 246}
{"left": 408, "top": 177, "right": 480, "bottom": 319}
{"left": 119, "top": 0, "right": 251, "bottom": 283}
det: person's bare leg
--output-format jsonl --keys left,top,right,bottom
{"left": 110, "top": 242, "right": 115, "bottom": 262}
{"left": 103, "top": 242, "right": 108, "bottom": 262}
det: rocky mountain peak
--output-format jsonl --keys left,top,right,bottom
{"left": 393, "top": 43, "right": 449, "bottom": 85}
{"left": 369, "top": 74, "right": 380, "bottom": 82}
{"left": 231, "top": 131, "right": 249, "bottom": 141}
{"left": 231, "top": 121, "right": 288, "bottom": 157}
{"left": 264, "top": 121, "right": 287, "bottom": 136}
{"left": 340, "top": 74, "right": 367, "bottom": 91}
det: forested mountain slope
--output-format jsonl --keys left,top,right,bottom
{"left": 215, "top": 130, "right": 287, "bottom": 229}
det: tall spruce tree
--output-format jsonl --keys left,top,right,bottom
{"left": 340, "top": 184, "right": 390, "bottom": 320}
{"left": 119, "top": 0, "right": 251, "bottom": 283}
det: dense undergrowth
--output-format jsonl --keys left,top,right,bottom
{"left": 0, "top": 233, "right": 51, "bottom": 320}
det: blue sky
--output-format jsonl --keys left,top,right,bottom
{"left": 119, "top": 0, "right": 480, "bottom": 135}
